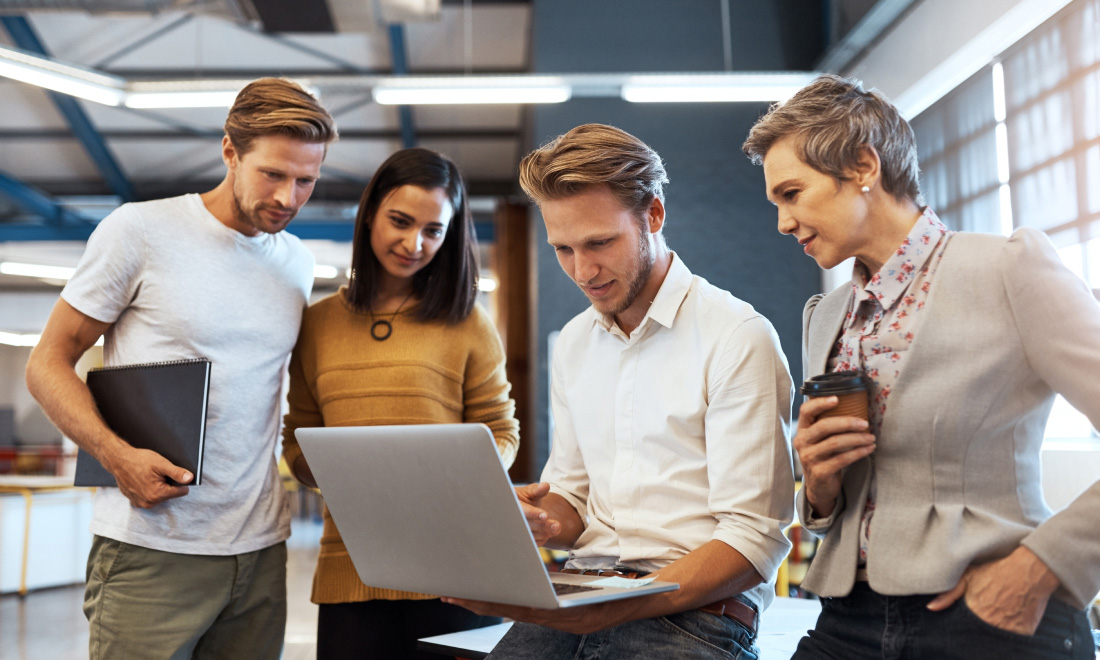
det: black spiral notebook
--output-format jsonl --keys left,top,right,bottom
{"left": 74, "top": 358, "right": 212, "bottom": 487}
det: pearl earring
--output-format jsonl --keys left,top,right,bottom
{"left": 861, "top": 185, "right": 871, "bottom": 193}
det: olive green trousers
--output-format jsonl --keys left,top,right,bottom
{"left": 84, "top": 535, "right": 287, "bottom": 660}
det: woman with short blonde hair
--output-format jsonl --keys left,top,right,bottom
{"left": 744, "top": 73, "right": 1100, "bottom": 660}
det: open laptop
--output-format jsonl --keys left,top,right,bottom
{"left": 295, "top": 423, "right": 678, "bottom": 609}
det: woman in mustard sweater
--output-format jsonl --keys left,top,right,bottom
{"left": 282, "top": 147, "right": 520, "bottom": 659}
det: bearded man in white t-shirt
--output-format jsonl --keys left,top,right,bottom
{"left": 25, "top": 78, "right": 337, "bottom": 660}
{"left": 447, "top": 124, "right": 796, "bottom": 660}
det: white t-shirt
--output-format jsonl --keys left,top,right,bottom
{"left": 543, "top": 253, "right": 795, "bottom": 612}
{"left": 62, "top": 193, "right": 314, "bottom": 555}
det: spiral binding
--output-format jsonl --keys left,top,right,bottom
{"left": 89, "top": 357, "right": 211, "bottom": 373}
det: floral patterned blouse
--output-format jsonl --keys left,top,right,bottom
{"left": 827, "top": 207, "right": 955, "bottom": 564}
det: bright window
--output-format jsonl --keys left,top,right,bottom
{"left": 914, "top": 0, "right": 1100, "bottom": 442}
{"left": 1001, "top": 0, "right": 1100, "bottom": 441}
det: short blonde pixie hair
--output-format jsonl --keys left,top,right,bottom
{"left": 519, "top": 123, "right": 669, "bottom": 217}
{"left": 224, "top": 78, "right": 338, "bottom": 155}
{"left": 742, "top": 74, "right": 922, "bottom": 205}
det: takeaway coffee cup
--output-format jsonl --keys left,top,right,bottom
{"left": 801, "top": 371, "right": 871, "bottom": 421}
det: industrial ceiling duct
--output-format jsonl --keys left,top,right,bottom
{"left": 0, "top": 0, "right": 260, "bottom": 24}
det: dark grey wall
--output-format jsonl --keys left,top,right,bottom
{"left": 529, "top": 1, "right": 824, "bottom": 470}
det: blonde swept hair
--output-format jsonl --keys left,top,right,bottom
{"left": 742, "top": 74, "right": 923, "bottom": 205}
{"left": 519, "top": 123, "right": 668, "bottom": 216}
{"left": 224, "top": 78, "right": 338, "bottom": 155}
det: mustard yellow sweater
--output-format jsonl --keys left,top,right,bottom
{"left": 282, "top": 289, "right": 519, "bottom": 604}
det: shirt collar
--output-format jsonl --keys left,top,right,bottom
{"left": 852, "top": 207, "right": 948, "bottom": 309}
{"left": 593, "top": 251, "right": 691, "bottom": 334}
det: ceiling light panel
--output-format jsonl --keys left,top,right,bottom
{"left": 621, "top": 73, "right": 819, "bottom": 103}
{"left": 0, "top": 261, "right": 76, "bottom": 280}
{"left": 0, "top": 44, "right": 125, "bottom": 106}
{"left": 372, "top": 76, "right": 571, "bottom": 105}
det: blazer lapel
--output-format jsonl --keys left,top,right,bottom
{"left": 806, "top": 286, "right": 852, "bottom": 377}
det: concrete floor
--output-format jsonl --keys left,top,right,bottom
{"left": 0, "top": 517, "right": 322, "bottom": 660}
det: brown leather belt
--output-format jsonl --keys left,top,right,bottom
{"left": 559, "top": 568, "right": 758, "bottom": 633}
{"left": 698, "top": 596, "right": 758, "bottom": 633}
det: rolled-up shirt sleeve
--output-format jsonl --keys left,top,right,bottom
{"left": 705, "top": 315, "right": 795, "bottom": 582}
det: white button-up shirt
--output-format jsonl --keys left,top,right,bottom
{"left": 543, "top": 253, "right": 795, "bottom": 610}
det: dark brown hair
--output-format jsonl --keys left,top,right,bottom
{"left": 345, "top": 148, "right": 478, "bottom": 324}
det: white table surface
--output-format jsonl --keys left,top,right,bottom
{"left": 0, "top": 475, "right": 75, "bottom": 488}
{"left": 418, "top": 596, "right": 822, "bottom": 659}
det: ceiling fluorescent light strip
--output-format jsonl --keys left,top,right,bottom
{"left": 0, "top": 331, "right": 103, "bottom": 348}
{"left": 0, "top": 45, "right": 125, "bottom": 106}
{"left": 123, "top": 79, "right": 254, "bottom": 109}
{"left": 0, "top": 331, "right": 41, "bottom": 347}
{"left": 0, "top": 52, "right": 821, "bottom": 109}
{"left": 0, "top": 261, "right": 76, "bottom": 280}
{"left": 621, "top": 73, "right": 819, "bottom": 103}
{"left": 124, "top": 90, "right": 241, "bottom": 109}
{"left": 313, "top": 264, "right": 339, "bottom": 279}
{"left": 372, "top": 76, "right": 572, "bottom": 105}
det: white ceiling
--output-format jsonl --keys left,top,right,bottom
{"left": 0, "top": 2, "right": 531, "bottom": 305}
{"left": 0, "top": 3, "right": 532, "bottom": 205}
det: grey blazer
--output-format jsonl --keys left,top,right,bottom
{"left": 797, "top": 227, "right": 1100, "bottom": 608}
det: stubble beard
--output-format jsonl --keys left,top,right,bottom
{"left": 232, "top": 182, "right": 293, "bottom": 235}
{"left": 593, "top": 226, "right": 654, "bottom": 317}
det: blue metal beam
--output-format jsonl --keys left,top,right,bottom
{"left": 388, "top": 24, "right": 418, "bottom": 149}
{"left": 0, "top": 220, "right": 485, "bottom": 243}
{"left": 284, "top": 222, "right": 355, "bottom": 241}
{"left": 1, "top": 15, "right": 136, "bottom": 203}
{"left": 283, "top": 221, "right": 495, "bottom": 242}
{"left": 0, "top": 223, "right": 96, "bottom": 242}
{"left": 0, "top": 170, "right": 89, "bottom": 226}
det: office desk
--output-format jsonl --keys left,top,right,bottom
{"left": 0, "top": 475, "right": 91, "bottom": 596}
{"left": 418, "top": 596, "right": 822, "bottom": 659}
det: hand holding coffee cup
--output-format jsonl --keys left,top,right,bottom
{"left": 794, "top": 371, "right": 875, "bottom": 518}
{"left": 800, "top": 371, "right": 871, "bottom": 421}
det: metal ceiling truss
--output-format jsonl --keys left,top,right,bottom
{"left": 0, "top": 0, "right": 524, "bottom": 241}
{"left": 90, "top": 13, "right": 195, "bottom": 68}
{"left": 387, "top": 23, "right": 417, "bottom": 148}
{"left": 1, "top": 15, "right": 136, "bottom": 203}
{"left": 0, "top": 170, "right": 96, "bottom": 240}
{"left": 0, "top": 127, "right": 519, "bottom": 140}
{"left": 0, "top": 0, "right": 260, "bottom": 23}
{"left": 0, "top": 13, "right": 127, "bottom": 239}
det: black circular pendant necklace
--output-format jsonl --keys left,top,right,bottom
{"left": 368, "top": 291, "right": 415, "bottom": 341}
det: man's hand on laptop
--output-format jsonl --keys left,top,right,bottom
{"left": 516, "top": 483, "right": 562, "bottom": 545}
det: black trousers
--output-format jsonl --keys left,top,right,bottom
{"left": 317, "top": 598, "right": 501, "bottom": 660}
{"left": 792, "top": 582, "right": 1094, "bottom": 660}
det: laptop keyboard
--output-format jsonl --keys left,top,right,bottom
{"left": 552, "top": 582, "right": 601, "bottom": 595}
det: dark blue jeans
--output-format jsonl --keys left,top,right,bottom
{"left": 487, "top": 605, "right": 759, "bottom": 660}
{"left": 792, "top": 582, "right": 1094, "bottom": 660}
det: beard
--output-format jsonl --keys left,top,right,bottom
{"left": 592, "top": 225, "right": 654, "bottom": 317}
{"left": 232, "top": 182, "right": 294, "bottom": 235}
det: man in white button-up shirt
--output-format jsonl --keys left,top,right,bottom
{"left": 447, "top": 124, "right": 795, "bottom": 660}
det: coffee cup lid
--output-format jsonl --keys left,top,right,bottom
{"left": 801, "top": 370, "right": 870, "bottom": 396}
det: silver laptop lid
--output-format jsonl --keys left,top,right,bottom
{"left": 295, "top": 424, "right": 561, "bottom": 608}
